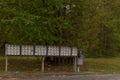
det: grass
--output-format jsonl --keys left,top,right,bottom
{"left": 83, "top": 58, "right": 120, "bottom": 74}
{"left": 0, "top": 56, "right": 120, "bottom": 74}
{"left": 0, "top": 56, "right": 74, "bottom": 72}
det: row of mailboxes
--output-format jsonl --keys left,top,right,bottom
{"left": 5, "top": 44, "right": 78, "bottom": 56}
{"left": 5, "top": 44, "right": 84, "bottom": 66}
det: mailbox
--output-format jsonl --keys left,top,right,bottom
{"left": 5, "top": 44, "right": 20, "bottom": 55}
{"left": 77, "top": 51, "right": 84, "bottom": 65}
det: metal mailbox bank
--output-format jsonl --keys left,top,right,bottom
{"left": 5, "top": 44, "right": 84, "bottom": 72}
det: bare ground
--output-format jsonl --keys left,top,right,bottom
{"left": 0, "top": 72, "right": 120, "bottom": 80}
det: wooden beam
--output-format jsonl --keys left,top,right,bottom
{"left": 74, "top": 57, "right": 77, "bottom": 72}
{"left": 41, "top": 57, "right": 45, "bottom": 72}
{"left": 5, "top": 56, "right": 8, "bottom": 72}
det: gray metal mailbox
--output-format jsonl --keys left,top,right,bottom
{"left": 77, "top": 51, "right": 84, "bottom": 66}
{"left": 5, "top": 44, "right": 20, "bottom": 55}
{"left": 35, "top": 45, "right": 47, "bottom": 56}
{"left": 21, "top": 45, "right": 33, "bottom": 55}
{"left": 48, "top": 46, "right": 59, "bottom": 56}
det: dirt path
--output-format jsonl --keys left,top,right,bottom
{"left": 1, "top": 74, "right": 120, "bottom": 80}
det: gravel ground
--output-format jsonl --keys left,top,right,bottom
{"left": 1, "top": 74, "right": 120, "bottom": 80}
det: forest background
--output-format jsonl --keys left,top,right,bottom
{"left": 0, "top": 0, "right": 120, "bottom": 57}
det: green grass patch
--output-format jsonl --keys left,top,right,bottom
{"left": 0, "top": 56, "right": 73, "bottom": 72}
{"left": 82, "top": 58, "right": 120, "bottom": 74}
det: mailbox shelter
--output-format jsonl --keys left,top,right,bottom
{"left": 5, "top": 44, "right": 84, "bottom": 72}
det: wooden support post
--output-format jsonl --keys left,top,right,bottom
{"left": 5, "top": 56, "right": 8, "bottom": 72}
{"left": 74, "top": 57, "right": 77, "bottom": 72}
{"left": 41, "top": 57, "right": 45, "bottom": 72}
